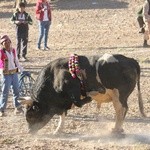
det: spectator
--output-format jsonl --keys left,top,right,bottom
{"left": 0, "top": 35, "right": 24, "bottom": 117}
{"left": 137, "top": 7, "right": 145, "bottom": 34}
{"left": 35, "top": 0, "right": 52, "bottom": 50}
{"left": 11, "top": 2, "right": 33, "bottom": 61}
{"left": 143, "top": 0, "right": 150, "bottom": 47}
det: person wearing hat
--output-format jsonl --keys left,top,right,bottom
{"left": 11, "top": 2, "right": 33, "bottom": 61}
{"left": 0, "top": 35, "right": 24, "bottom": 117}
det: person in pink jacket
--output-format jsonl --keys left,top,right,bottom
{"left": 35, "top": 0, "right": 52, "bottom": 50}
{"left": 0, "top": 35, "right": 24, "bottom": 117}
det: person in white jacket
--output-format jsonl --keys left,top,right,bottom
{"left": 0, "top": 35, "right": 24, "bottom": 117}
{"left": 143, "top": 0, "right": 150, "bottom": 47}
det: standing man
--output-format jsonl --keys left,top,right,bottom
{"left": 11, "top": 2, "right": 33, "bottom": 61}
{"left": 143, "top": 0, "right": 150, "bottom": 47}
{"left": 35, "top": 0, "right": 52, "bottom": 50}
{"left": 0, "top": 35, "right": 23, "bottom": 117}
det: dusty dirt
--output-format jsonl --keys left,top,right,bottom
{"left": 0, "top": 0, "right": 150, "bottom": 149}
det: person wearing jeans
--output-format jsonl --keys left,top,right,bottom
{"left": 0, "top": 74, "right": 20, "bottom": 111}
{"left": 0, "top": 35, "right": 24, "bottom": 117}
{"left": 36, "top": 0, "right": 52, "bottom": 50}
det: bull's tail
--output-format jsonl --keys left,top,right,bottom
{"left": 137, "top": 73, "right": 146, "bottom": 117}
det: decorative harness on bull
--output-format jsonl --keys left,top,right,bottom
{"left": 68, "top": 54, "right": 87, "bottom": 97}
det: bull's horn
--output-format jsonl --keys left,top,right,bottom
{"left": 19, "top": 96, "right": 32, "bottom": 101}
{"left": 18, "top": 97, "right": 33, "bottom": 105}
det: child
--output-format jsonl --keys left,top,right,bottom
{"left": 11, "top": 2, "right": 33, "bottom": 61}
{"left": 0, "top": 35, "right": 24, "bottom": 117}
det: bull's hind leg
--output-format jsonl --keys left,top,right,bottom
{"left": 53, "top": 112, "right": 66, "bottom": 135}
{"left": 112, "top": 89, "right": 128, "bottom": 134}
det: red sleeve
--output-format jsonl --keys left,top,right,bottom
{"left": 36, "top": 2, "right": 42, "bottom": 14}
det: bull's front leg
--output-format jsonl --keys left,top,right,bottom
{"left": 53, "top": 112, "right": 66, "bottom": 135}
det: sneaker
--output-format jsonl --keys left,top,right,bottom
{"left": 20, "top": 57, "right": 28, "bottom": 62}
{"left": 143, "top": 43, "right": 150, "bottom": 48}
{"left": 44, "top": 47, "right": 50, "bottom": 50}
{"left": 36, "top": 47, "right": 41, "bottom": 50}
{"left": 0, "top": 111, "right": 4, "bottom": 117}
{"left": 14, "top": 106, "right": 24, "bottom": 115}
{"left": 139, "top": 28, "right": 145, "bottom": 34}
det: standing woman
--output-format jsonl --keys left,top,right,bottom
{"left": 0, "top": 35, "right": 23, "bottom": 117}
{"left": 35, "top": 0, "right": 52, "bottom": 50}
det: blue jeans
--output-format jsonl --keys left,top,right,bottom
{"left": 0, "top": 73, "right": 20, "bottom": 112}
{"left": 37, "top": 20, "right": 51, "bottom": 49}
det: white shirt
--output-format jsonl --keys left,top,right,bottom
{"left": 18, "top": 13, "right": 25, "bottom": 21}
{"left": 43, "top": 5, "right": 49, "bottom": 21}
{"left": 0, "top": 48, "right": 23, "bottom": 74}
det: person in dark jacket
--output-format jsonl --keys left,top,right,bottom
{"left": 35, "top": 0, "right": 52, "bottom": 50}
{"left": 11, "top": 2, "right": 33, "bottom": 61}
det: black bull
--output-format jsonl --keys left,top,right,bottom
{"left": 20, "top": 54, "right": 146, "bottom": 134}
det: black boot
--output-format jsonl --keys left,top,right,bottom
{"left": 139, "top": 27, "right": 145, "bottom": 33}
{"left": 143, "top": 40, "right": 150, "bottom": 47}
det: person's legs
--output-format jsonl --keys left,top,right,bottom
{"left": 11, "top": 73, "right": 20, "bottom": 108}
{"left": 37, "top": 21, "right": 44, "bottom": 49}
{"left": 137, "top": 16, "right": 145, "bottom": 33}
{"left": 44, "top": 21, "right": 51, "bottom": 49}
{"left": 22, "top": 37, "right": 28, "bottom": 58}
{"left": 0, "top": 75, "right": 12, "bottom": 113}
{"left": 143, "top": 22, "right": 150, "bottom": 47}
{"left": 16, "top": 37, "right": 21, "bottom": 59}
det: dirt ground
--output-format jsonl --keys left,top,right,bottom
{"left": 0, "top": 0, "right": 150, "bottom": 149}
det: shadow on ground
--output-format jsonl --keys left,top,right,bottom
{"left": 51, "top": 0, "right": 129, "bottom": 10}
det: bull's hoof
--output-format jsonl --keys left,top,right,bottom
{"left": 111, "top": 128, "right": 125, "bottom": 138}
{"left": 111, "top": 132, "right": 126, "bottom": 139}
{"left": 111, "top": 128, "right": 124, "bottom": 133}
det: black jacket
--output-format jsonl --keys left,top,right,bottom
{"left": 11, "top": 11, "right": 33, "bottom": 37}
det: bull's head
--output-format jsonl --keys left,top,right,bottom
{"left": 19, "top": 97, "right": 54, "bottom": 134}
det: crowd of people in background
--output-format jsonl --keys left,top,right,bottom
{"left": 0, "top": 0, "right": 52, "bottom": 117}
